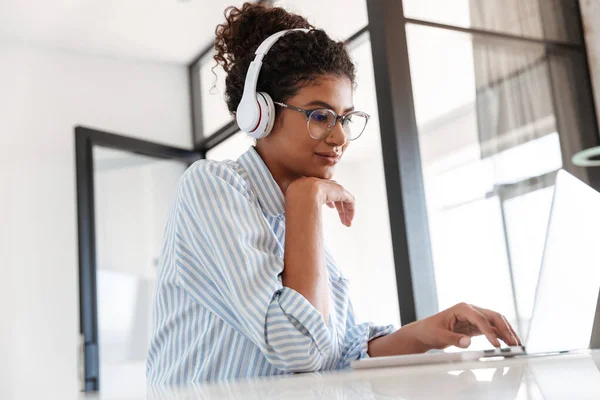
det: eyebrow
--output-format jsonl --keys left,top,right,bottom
{"left": 304, "top": 100, "right": 355, "bottom": 113}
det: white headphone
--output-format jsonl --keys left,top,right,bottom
{"left": 236, "top": 29, "right": 310, "bottom": 139}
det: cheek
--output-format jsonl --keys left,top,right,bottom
{"left": 277, "top": 125, "right": 318, "bottom": 152}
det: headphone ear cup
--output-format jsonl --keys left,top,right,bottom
{"left": 261, "top": 92, "right": 276, "bottom": 137}
{"left": 236, "top": 94, "right": 260, "bottom": 134}
{"left": 248, "top": 92, "right": 276, "bottom": 139}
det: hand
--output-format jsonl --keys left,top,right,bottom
{"left": 287, "top": 177, "right": 355, "bottom": 227}
{"left": 404, "top": 303, "right": 521, "bottom": 350}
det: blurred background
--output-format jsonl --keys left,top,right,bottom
{"left": 1, "top": 0, "right": 599, "bottom": 398}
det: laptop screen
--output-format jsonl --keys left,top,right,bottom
{"left": 526, "top": 170, "right": 600, "bottom": 354}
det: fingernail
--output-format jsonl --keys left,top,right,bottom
{"left": 459, "top": 337, "right": 471, "bottom": 348}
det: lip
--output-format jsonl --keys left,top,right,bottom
{"left": 314, "top": 152, "right": 342, "bottom": 165}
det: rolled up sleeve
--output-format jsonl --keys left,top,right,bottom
{"left": 339, "top": 302, "right": 395, "bottom": 368}
{"left": 265, "top": 287, "right": 332, "bottom": 370}
{"left": 173, "top": 161, "right": 331, "bottom": 372}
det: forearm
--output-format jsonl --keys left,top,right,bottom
{"left": 367, "top": 323, "right": 430, "bottom": 357}
{"left": 283, "top": 187, "right": 330, "bottom": 325}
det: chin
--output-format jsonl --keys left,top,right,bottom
{"left": 303, "top": 165, "right": 337, "bottom": 180}
{"left": 316, "top": 168, "right": 335, "bottom": 180}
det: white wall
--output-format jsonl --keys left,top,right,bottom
{"left": 0, "top": 42, "right": 191, "bottom": 399}
{"left": 581, "top": 0, "right": 600, "bottom": 131}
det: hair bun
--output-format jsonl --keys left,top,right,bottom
{"left": 214, "top": 2, "right": 313, "bottom": 74}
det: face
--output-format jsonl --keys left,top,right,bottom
{"left": 258, "top": 75, "right": 354, "bottom": 183}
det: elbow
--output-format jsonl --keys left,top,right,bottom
{"left": 264, "top": 287, "right": 333, "bottom": 372}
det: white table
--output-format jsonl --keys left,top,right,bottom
{"left": 86, "top": 350, "right": 600, "bottom": 399}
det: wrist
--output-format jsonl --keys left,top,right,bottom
{"left": 367, "top": 322, "right": 431, "bottom": 357}
{"left": 286, "top": 178, "right": 323, "bottom": 205}
{"left": 395, "top": 322, "right": 432, "bottom": 353}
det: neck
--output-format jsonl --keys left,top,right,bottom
{"left": 255, "top": 144, "right": 301, "bottom": 195}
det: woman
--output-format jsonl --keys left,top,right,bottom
{"left": 147, "top": 2, "right": 520, "bottom": 385}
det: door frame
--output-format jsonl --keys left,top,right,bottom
{"left": 75, "top": 126, "right": 204, "bottom": 392}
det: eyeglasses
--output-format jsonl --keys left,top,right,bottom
{"left": 274, "top": 102, "right": 370, "bottom": 141}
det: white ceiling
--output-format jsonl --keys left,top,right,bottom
{"left": 0, "top": 0, "right": 242, "bottom": 64}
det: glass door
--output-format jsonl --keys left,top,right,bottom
{"left": 76, "top": 127, "right": 203, "bottom": 393}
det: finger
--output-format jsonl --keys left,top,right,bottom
{"left": 473, "top": 306, "right": 519, "bottom": 347}
{"left": 502, "top": 314, "right": 522, "bottom": 346}
{"left": 438, "top": 330, "right": 471, "bottom": 349}
{"left": 490, "top": 314, "right": 517, "bottom": 346}
{"left": 341, "top": 191, "right": 355, "bottom": 226}
{"left": 466, "top": 326, "right": 502, "bottom": 340}
{"left": 491, "top": 327, "right": 504, "bottom": 343}
{"left": 326, "top": 202, "right": 335, "bottom": 209}
{"left": 345, "top": 200, "right": 355, "bottom": 226}
{"left": 457, "top": 304, "right": 501, "bottom": 348}
{"left": 340, "top": 201, "right": 348, "bottom": 227}
{"left": 334, "top": 201, "right": 348, "bottom": 227}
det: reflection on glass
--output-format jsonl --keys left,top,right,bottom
{"left": 148, "top": 364, "right": 528, "bottom": 400}
{"left": 407, "top": 24, "right": 562, "bottom": 341}
{"left": 93, "top": 147, "right": 187, "bottom": 395}
{"left": 402, "top": 0, "right": 581, "bottom": 44}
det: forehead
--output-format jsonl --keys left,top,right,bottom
{"left": 292, "top": 75, "right": 354, "bottom": 112}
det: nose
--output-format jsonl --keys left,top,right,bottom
{"left": 324, "top": 119, "right": 348, "bottom": 148}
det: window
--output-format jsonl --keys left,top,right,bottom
{"left": 321, "top": 33, "right": 400, "bottom": 328}
{"left": 206, "top": 131, "right": 254, "bottom": 161}
{"left": 406, "top": 23, "right": 563, "bottom": 342}
{"left": 402, "top": 0, "right": 582, "bottom": 43}
{"left": 199, "top": 52, "right": 232, "bottom": 136}
{"left": 274, "top": 0, "right": 368, "bottom": 40}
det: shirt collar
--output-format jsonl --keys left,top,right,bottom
{"left": 238, "top": 146, "right": 285, "bottom": 217}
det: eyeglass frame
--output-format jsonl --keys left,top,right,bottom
{"left": 273, "top": 101, "right": 370, "bottom": 141}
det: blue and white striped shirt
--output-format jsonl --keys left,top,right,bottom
{"left": 146, "top": 146, "right": 394, "bottom": 385}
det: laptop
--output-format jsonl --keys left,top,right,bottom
{"left": 351, "top": 169, "right": 600, "bottom": 369}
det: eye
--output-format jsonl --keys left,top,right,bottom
{"left": 310, "top": 110, "right": 330, "bottom": 123}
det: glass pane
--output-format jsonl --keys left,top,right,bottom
{"left": 200, "top": 52, "right": 234, "bottom": 136}
{"left": 407, "top": 24, "right": 562, "bottom": 341}
{"left": 402, "top": 0, "right": 582, "bottom": 44}
{"left": 321, "top": 34, "right": 400, "bottom": 328}
{"left": 274, "top": 0, "right": 368, "bottom": 41}
{"left": 93, "top": 147, "right": 187, "bottom": 396}
{"left": 206, "top": 131, "right": 255, "bottom": 161}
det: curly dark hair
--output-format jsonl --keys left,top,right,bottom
{"left": 213, "top": 2, "right": 356, "bottom": 117}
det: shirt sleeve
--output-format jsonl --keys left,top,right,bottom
{"left": 339, "top": 300, "right": 395, "bottom": 368}
{"left": 172, "top": 161, "right": 332, "bottom": 372}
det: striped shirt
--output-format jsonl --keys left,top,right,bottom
{"left": 146, "top": 146, "right": 394, "bottom": 385}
